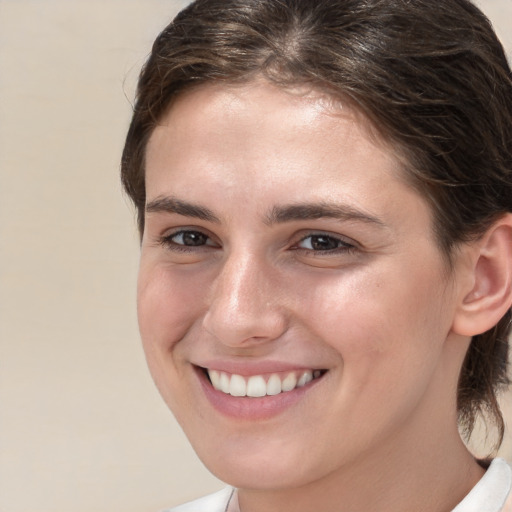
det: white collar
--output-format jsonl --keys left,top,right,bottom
{"left": 451, "top": 458, "right": 511, "bottom": 512}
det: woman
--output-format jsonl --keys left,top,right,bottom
{"left": 121, "top": 0, "right": 512, "bottom": 510}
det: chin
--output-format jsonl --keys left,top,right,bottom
{"left": 203, "top": 453, "right": 312, "bottom": 490}
{"left": 187, "top": 427, "right": 332, "bottom": 490}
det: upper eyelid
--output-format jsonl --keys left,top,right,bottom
{"left": 162, "top": 226, "right": 215, "bottom": 239}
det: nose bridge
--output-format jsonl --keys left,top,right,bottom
{"left": 203, "top": 248, "right": 286, "bottom": 346}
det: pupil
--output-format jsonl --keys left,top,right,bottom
{"left": 183, "top": 231, "right": 206, "bottom": 246}
{"left": 312, "top": 235, "right": 338, "bottom": 250}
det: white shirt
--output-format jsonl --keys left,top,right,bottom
{"left": 164, "top": 458, "right": 512, "bottom": 512}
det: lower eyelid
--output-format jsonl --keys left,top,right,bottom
{"left": 295, "top": 246, "right": 356, "bottom": 256}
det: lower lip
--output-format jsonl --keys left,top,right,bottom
{"left": 196, "top": 368, "right": 324, "bottom": 421}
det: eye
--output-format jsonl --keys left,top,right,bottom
{"left": 173, "top": 231, "right": 209, "bottom": 246}
{"left": 296, "top": 233, "right": 355, "bottom": 252}
{"left": 160, "top": 229, "right": 218, "bottom": 250}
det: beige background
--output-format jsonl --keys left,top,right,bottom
{"left": 0, "top": 1, "right": 511, "bottom": 511}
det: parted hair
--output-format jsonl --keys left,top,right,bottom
{"left": 121, "top": 0, "right": 512, "bottom": 450}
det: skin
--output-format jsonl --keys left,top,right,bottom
{"left": 138, "top": 80, "right": 487, "bottom": 512}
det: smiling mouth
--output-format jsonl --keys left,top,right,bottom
{"left": 204, "top": 368, "right": 327, "bottom": 398}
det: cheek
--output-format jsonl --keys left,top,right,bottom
{"left": 137, "top": 263, "right": 207, "bottom": 416}
{"left": 296, "top": 261, "right": 450, "bottom": 387}
{"left": 298, "top": 274, "right": 449, "bottom": 451}
{"left": 137, "top": 263, "right": 206, "bottom": 350}
{"left": 136, "top": 264, "right": 210, "bottom": 412}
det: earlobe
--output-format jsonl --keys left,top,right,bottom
{"left": 452, "top": 214, "right": 512, "bottom": 337}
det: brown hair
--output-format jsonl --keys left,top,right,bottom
{"left": 121, "top": 0, "right": 512, "bottom": 450}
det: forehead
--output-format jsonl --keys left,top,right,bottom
{"left": 153, "top": 80, "right": 387, "bottom": 148}
{"left": 146, "top": 80, "right": 401, "bottom": 185}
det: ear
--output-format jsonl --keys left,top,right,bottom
{"left": 452, "top": 213, "right": 512, "bottom": 337}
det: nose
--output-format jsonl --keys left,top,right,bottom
{"left": 202, "top": 251, "right": 288, "bottom": 347}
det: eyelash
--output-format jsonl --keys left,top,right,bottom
{"left": 294, "top": 233, "right": 356, "bottom": 255}
{"left": 159, "top": 229, "right": 356, "bottom": 256}
{"left": 159, "top": 229, "right": 218, "bottom": 253}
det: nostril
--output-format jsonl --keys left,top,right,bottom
{"left": 202, "top": 307, "right": 288, "bottom": 348}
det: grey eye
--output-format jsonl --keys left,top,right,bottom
{"left": 298, "top": 234, "right": 347, "bottom": 251}
{"left": 173, "top": 231, "right": 210, "bottom": 246}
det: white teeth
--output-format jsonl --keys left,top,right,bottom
{"left": 246, "top": 376, "right": 266, "bottom": 397}
{"left": 297, "top": 370, "right": 313, "bottom": 387}
{"left": 229, "top": 374, "right": 246, "bottom": 396}
{"left": 266, "top": 374, "right": 282, "bottom": 396}
{"left": 206, "top": 369, "right": 323, "bottom": 397}
{"left": 209, "top": 370, "right": 221, "bottom": 390}
{"left": 220, "top": 372, "right": 230, "bottom": 394}
{"left": 281, "top": 372, "right": 297, "bottom": 392}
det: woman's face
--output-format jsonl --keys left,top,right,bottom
{"left": 139, "top": 81, "right": 469, "bottom": 489}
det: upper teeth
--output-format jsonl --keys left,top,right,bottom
{"left": 207, "top": 369, "right": 322, "bottom": 397}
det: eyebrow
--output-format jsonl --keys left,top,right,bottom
{"left": 145, "top": 196, "right": 385, "bottom": 228}
{"left": 145, "top": 196, "right": 220, "bottom": 223}
{"left": 265, "top": 202, "right": 385, "bottom": 227}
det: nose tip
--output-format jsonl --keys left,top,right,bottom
{"left": 202, "top": 256, "right": 287, "bottom": 347}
